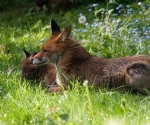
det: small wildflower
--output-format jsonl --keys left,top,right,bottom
{"left": 118, "top": 10, "right": 121, "bottom": 13}
{"left": 92, "top": 3, "right": 99, "bottom": 7}
{"left": 144, "top": 12, "right": 148, "bottom": 15}
{"left": 109, "top": 0, "right": 113, "bottom": 3}
{"left": 116, "top": 7, "right": 119, "bottom": 10}
{"left": 82, "top": 29, "right": 88, "bottom": 33}
{"left": 85, "top": 23, "right": 89, "bottom": 26}
{"left": 116, "top": 27, "right": 122, "bottom": 33}
{"left": 146, "top": 36, "right": 149, "bottom": 39}
{"left": 135, "top": 19, "right": 140, "bottom": 24}
{"left": 91, "top": 23, "right": 99, "bottom": 27}
{"left": 138, "top": 2, "right": 142, "bottom": 5}
{"left": 109, "top": 0, "right": 116, "bottom": 4}
{"left": 119, "top": 4, "right": 123, "bottom": 8}
{"left": 129, "top": 8, "right": 134, "bottom": 12}
{"left": 78, "top": 15, "right": 87, "bottom": 24}
{"left": 116, "top": 19, "right": 120, "bottom": 23}
{"left": 104, "top": 119, "right": 121, "bottom": 125}
{"left": 88, "top": 9, "right": 92, "bottom": 12}
{"left": 135, "top": 28, "right": 139, "bottom": 31}
{"left": 128, "top": 8, "right": 134, "bottom": 15}
{"left": 77, "top": 29, "right": 82, "bottom": 32}
{"left": 101, "top": 11, "right": 105, "bottom": 15}
{"left": 3, "top": 114, "right": 7, "bottom": 118}
{"left": 139, "top": 11, "right": 142, "bottom": 14}
{"left": 113, "top": 14, "right": 118, "bottom": 16}
{"left": 78, "top": 13, "right": 82, "bottom": 17}
{"left": 92, "top": 34, "right": 96, "bottom": 38}
{"left": 112, "top": 20, "right": 116, "bottom": 23}
{"left": 83, "top": 80, "right": 88, "bottom": 86}
{"left": 99, "top": 22, "right": 103, "bottom": 25}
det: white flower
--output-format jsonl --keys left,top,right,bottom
{"left": 109, "top": 0, "right": 116, "bottom": 3}
{"left": 138, "top": 2, "right": 142, "bottom": 5}
{"left": 83, "top": 80, "right": 88, "bottom": 86}
{"left": 104, "top": 119, "right": 121, "bottom": 125}
{"left": 78, "top": 15, "right": 86, "bottom": 24}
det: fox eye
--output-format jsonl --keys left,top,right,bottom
{"left": 44, "top": 50, "right": 47, "bottom": 53}
{"left": 24, "top": 70, "right": 29, "bottom": 74}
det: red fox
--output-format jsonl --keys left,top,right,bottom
{"left": 32, "top": 20, "right": 150, "bottom": 94}
{"left": 21, "top": 49, "right": 57, "bottom": 89}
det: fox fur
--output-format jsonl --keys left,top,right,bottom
{"left": 32, "top": 20, "right": 150, "bottom": 94}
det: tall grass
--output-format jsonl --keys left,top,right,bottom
{"left": 0, "top": 1, "right": 150, "bottom": 125}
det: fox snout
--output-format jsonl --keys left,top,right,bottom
{"left": 29, "top": 52, "right": 46, "bottom": 66}
{"left": 32, "top": 57, "right": 49, "bottom": 66}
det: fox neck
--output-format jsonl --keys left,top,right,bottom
{"left": 56, "top": 39, "right": 92, "bottom": 70}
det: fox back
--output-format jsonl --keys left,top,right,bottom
{"left": 21, "top": 49, "right": 56, "bottom": 88}
{"left": 32, "top": 20, "right": 150, "bottom": 94}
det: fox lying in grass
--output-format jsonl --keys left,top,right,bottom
{"left": 21, "top": 49, "right": 58, "bottom": 89}
{"left": 32, "top": 20, "right": 150, "bottom": 94}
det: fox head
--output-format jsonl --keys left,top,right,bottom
{"left": 21, "top": 49, "right": 39, "bottom": 79}
{"left": 32, "top": 20, "right": 72, "bottom": 66}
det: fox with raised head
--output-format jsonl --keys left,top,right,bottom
{"left": 32, "top": 20, "right": 150, "bottom": 94}
{"left": 21, "top": 49, "right": 57, "bottom": 89}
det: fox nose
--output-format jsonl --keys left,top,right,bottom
{"left": 31, "top": 57, "right": 43, "bottom": 61}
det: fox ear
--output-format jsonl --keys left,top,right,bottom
{"left": 59, "top": 25, "right": 71, "bottom": 41}
{"left": 32, "top": 52, "right": 37, "bottom": 56}
{"left": 23, "top": 49, "right": 31, "bottom": 58}
{"left": 51, "top": 20, "right": 61, "bottom": 35}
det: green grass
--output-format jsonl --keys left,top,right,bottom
{"left": 0, "top": 1, "right": 150, "bottom": 125}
